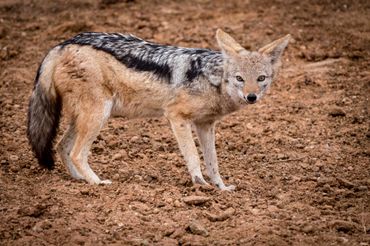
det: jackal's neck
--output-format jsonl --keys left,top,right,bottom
{"left": 199, "top": 55, "right": 242, "bottom": 115}
{"left": 220, "top": 86, "right": 241, "bottom": 115}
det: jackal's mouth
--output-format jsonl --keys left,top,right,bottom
{"left": 244, "top": 99, "right": 257, "bottom": 105}
{"left": 239, "top": 98, "right": 257, "bottom": 105}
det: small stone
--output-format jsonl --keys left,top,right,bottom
{"left": 9, "top": 155, "right": 19, "bottom": 161}
{"left": 170, "top": 228, "right": 185, "bottom": 239}
{"left": 130, "top": 136, "right": 140, "bottom": 143}
{"left": 315, "top": 161, "right": 324, "bottom": 167}
{"left": 140, "top": 239, "right": 150, "bottom": 246}
{"left": 302, "top": 225, "right": 315, "bottom": 233}
{"left": 174, "top": 200, "right": 182, "bottom": 208}
{"left": 131, "top": 202, "right": 150, "bottom": 214}
{"left": 277, "top": 154, "right": 285, "bottom": 160}
{"left": 328, "top": 107, "right": 346, "bottom": 117}
{"left": 336, "top": 177, "right": 354, "bottom": 189}
{"left": 188, "top": 220, "right": 208, "bottom": 236}
{"left": 182, "top": 196, "right": 211, "bottom": 205}
{"left": 356, "top": 186, "right": 368, "bottom": 192}
{"left": 32, "top": 219, "right": 52, "bottom": 232}
{"left": 142, "top": 137, "right": 150, "bottom": 143}
{"left": 300, "top": 162, "right": 310, "bottom": 169}
{"left": 9, "top": 164, "right": 20, "bottom": 172}
{"left": 337, "top": 237, "right": 349, "bottom": 244}
{"left": 112, "top": 231, "right": 122, "bottom": 240}
{"left": 163, "top": 228, "right": 175, "bottom": 237}
{"left": 296, "top": 144, "right": 305, "bottom": 149}
{"left": 32, "top": 224, "right": 43, "bottom": 232}
{"left": 206, "top": 207, "right": 235, "bottom": 222}
{"left": 316, "top": 177, "right": 337, "bottom": 187}
{"left": 112, "top": 153, "right": 123, "bottom": 160}
{"left": 322, "top": 184, "right": 332, "bottom": 193}
{"left": 267, "top": 205, "right": 279, "bottom": 213}
{"left": 113, "top": 173, "right": 120, "bottom": 180}
{"left": 18, "top": 204, "right": 46, "bottom": 217}
{"left": 266, "top": 29, "right": 273, "bottom": 35}
{"left": 250, "top": 208, "right": 260, "bottom": 215}
{"left": 330, "top": 220, "right": 358, "bottom": 233}
{"left": 161, "top": 238, "right": 178, "bottom": 245}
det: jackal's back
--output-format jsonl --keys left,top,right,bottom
{"left": 59, "top": 32, "right": 223, "bottom": 85}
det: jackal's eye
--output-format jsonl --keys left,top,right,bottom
{"left": 236, "top": 76, "right": 244, "bottom": 82}
{"left": 257, "top": 75, "right": 266, "bottom": 82}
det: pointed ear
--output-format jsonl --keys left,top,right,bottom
{"left": 216, "top": 29, "right": 245, "bottom": 57}
{"left": 259, "top": 34, "right": 291, "bottom": 68}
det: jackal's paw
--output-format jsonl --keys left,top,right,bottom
{"left": 193, "top": 176, "right": 210, "bottom": 186}
{"left": 99, "top": 179, "right": 112, "bottom": 185}
{"left": 217, "top": 184, "right": 236, "bottom": 191}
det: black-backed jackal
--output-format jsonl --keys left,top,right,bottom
{"left": 27, "top": 29, "right": 290, "bottom": 190}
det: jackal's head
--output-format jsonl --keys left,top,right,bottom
{"left": 216, "top": 29, "right": 290, "bottom": 106}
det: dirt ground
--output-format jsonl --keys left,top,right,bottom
{"left": 0, "top": 0, "right": 369, "bottom": 245}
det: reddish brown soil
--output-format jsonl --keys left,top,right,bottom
{"left": 0, "top": 0, "right": 369, "bottom": 245}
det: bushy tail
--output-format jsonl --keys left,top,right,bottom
{"left": 27, "top": 53, "right": 61, "bottom": 169}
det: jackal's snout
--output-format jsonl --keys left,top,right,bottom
{"left": 242, "top": 82, "right": 260, "bottom": 104}
{"left": 245, "top": 93, "right": 257, "bottom": 103}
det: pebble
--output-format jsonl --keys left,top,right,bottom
{"left": 277, "top": 154, "right": 285, "bottom": 160}
{"left": 113, "top": 173, "right": 120, "bottom": 180}
{"left": 173, "top": 200, "right": 182, "bottom": 208}
{"left": 170, "top": 228, "right": 185, "bottom": 239}
{"left": 182, "top": 196, "right": 211, "bottom": 205}
{"left": 300, "top": 162, "right": 310, "bottom": 169}
{"left": 32, "top": 219, "right": 52, "bottom": 232}
{"left": 112, "top": 153, "right": 123, "bottom": 160}
{"left": 130, "top": 136, "right": 140, "bottom": 143}
{"left": 356, "top": 186, "right": 368, "bottom": 192}
{"left": 18, "top": 204, "right": 46, "bottom": 217}
{"left": 188, "top": 220, "right": 208, "bottom": 236}
{"left": 9, "top": 155, "right": 19, "bottom": 161}
{"left": 336, "top": 177, "right": 354, "bottom": 189}
{"left": 330, "top": 220, "right": 358, "bottom": 233}
{"left": 250, "top": 208, "right": 260, "bottom": 215}
{"left": 301, "top": 224, "right": 315, "bottom": 233}
{"left": 267, "top": 205, "right": 279, "bottom": 213}
{"left": 316, "top": 177, "right": 337, "bottom": 187}
{"left": 328, "top": 107, "right": 346, "bottom": 117}
{"left": 337, "top": 237, "right": 349, "bottom": 244}
{"left": 206, "top": 207, "right": 235, "bottom": 222}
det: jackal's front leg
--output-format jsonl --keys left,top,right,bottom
{"left": 169, "top": 118, "right": 209, "bottom": 186}
{"left": 195, "top": 122, "right": 235, "bottom": 191}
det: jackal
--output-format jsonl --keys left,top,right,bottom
{"left": 27, "top": 29, "right": 290, "bottom": 190}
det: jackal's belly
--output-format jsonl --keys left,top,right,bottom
{"left": 110, "top": 87, "right": 169, "bottom": 119}
{"left": 111, "top": 99, "right": 165, "bottom": 119}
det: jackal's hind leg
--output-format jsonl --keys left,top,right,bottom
{"left": 57, "top": 124, "right": 84, "bottom": 180}
{"left": 69, "top": 101, "right": 113, "bottom": 185}
{"left": 169, "top": 118, "right": 209, "bottom": 186}
{"left": 195, "top": 122, "right": 235, "bottom": 191}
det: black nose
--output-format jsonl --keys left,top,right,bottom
{"left": 247, "top": 93, "right": 257, "bottom": 102}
